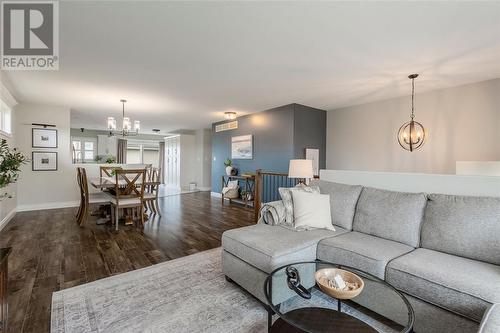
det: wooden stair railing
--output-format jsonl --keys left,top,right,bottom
{"left": 254, "top": 169, "right": 300, "bottom": 222}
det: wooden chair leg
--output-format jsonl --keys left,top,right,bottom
{"left": 115, "top": 206, "right": 119, "bottom": 231}
{"left": 131, "top": 207, "right": 136, "bottom": 228}
{"left": 148, "top": 200, "right": 155, "bottom": 215}
{"left": 76, "top": 202, "right": 83, "bottom": 222}
{"left": 80, "top": 204, "right": 88, "bottom": 227}
{"left": 110, "top": 205, "right": 114, "bottom": 226}
{"left": 135, "top": 207, "right": 140, "bottom": 227}
{"left": 140, "top": 205, "right": 145, "bottom": 227}
{"left": 76, "top": 204, "right": 83, "bottom": 225}
{"left": 155, "top": 198, "right": 161, "bottom": 217}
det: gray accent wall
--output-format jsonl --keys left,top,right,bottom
{"left": 293, "top": 103, "right": 327, "bottom": 170}
{"left": 211, "top": 103, "right": 326, "bottom": 193}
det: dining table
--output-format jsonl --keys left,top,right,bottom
{"left": 90, "top": 176, "right": 136, "bottom": 189}
{"left": 90, "top": 176, "right": 160, "bottom": 225}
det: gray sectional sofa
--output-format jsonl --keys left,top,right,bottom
{"left": 221, "top": 179, "right": 500, "bottom": 333}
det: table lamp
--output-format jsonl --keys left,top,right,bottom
{"left": 288, "top": 159, "right": 314, "bottom": 184}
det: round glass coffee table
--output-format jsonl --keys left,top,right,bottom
{"left": 264, "top": 261, "right": 414, "bottom": 333}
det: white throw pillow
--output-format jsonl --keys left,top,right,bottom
{"left": 292, "top": 191, "right": 335, "bottom": 231}
{"left": 278, "top": 185, "right": 320, "bottom": 227}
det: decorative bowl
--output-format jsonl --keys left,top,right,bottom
{"left": 315, "top": 268, "right": 364, "bottom": 300}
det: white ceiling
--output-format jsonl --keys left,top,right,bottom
{"left": 3, "top": 1, "right": 500, "bottom": 134}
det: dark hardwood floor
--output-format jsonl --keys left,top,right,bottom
{"left": 0, "top": 192, "right": 254, "bottom": 333}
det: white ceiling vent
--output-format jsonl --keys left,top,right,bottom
{"left": 215, "top": 121, "right": 238, "bottom": 132}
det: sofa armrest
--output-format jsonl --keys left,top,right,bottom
{"left": 478, "top": 304, "right": 500, "bottom": 333}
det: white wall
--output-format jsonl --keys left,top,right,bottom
{"left": 456, "top": 161, "right": 500, "bottom": 177}
{"left": 0, "top": 80, "right": 18, "bottom": 227}
{"left": 179, "top": 134, "right": 196, "bottom": 190}
{"left": 15, "top": 104, "right": 79, "bottom": 211}
{"left": 195, "top": 129, "right": 212, "bottom": 190}
{"left": 326, "top": 78, "right": 500, "bottom": 174}
{"left": 320, "top": 169, "right": 500, "bottom": 197}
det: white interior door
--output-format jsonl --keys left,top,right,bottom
{"left": 165, "top": 136, "right": 180, "bottom": 189}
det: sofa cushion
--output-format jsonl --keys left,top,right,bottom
{"left": 310, "top": 180, "right": 362, "bottom": 230}
{"left": 317, "top": 231, "right": 414, "bottom": 279}
{"left": 479, "top": 304, "right": 500, "bottom": 333}
{"left": 222, "top": 224, "right": 348, "bottom": 273}
{"left": 386, "top": 248, "right": 500, "bottom": 322}
{"left": 353, "top": 187, "right": 427, "bottom": 247}
{"left": 421, "top": 194, "right": 500, "bottom": 265}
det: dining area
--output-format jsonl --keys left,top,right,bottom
{"left": 75, "top": 164, "right": 162, "bottom": 229}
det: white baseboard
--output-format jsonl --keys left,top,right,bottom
{"left": 210, "top": 192, "right": 222, "bottom": 198}
{"left": 17, "top": 200, "right": 80, "bottom": 212}
{"left": 198, "top": 187, "right": 211, "bottom": 192}
{"left": 0, "top": 208, "right": 16, "bottom": 231}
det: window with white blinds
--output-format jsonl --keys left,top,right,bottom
{"left": 0, "top": 98, "right": 12, "bottom": 136}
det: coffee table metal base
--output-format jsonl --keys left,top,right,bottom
{"left": 269, "top": 307, "right": 378, "bottom": 333}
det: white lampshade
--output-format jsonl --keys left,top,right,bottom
{"left": 288, "top": 159, "right": 314, "bottom": 179}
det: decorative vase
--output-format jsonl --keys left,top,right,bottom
{"left": 225, "top": 166, "right": 233, "bottom": 176}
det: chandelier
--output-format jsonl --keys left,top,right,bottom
{"left": 107, "top": 99, "right": 140, "bottom": 136}
{"left": 397, "top": 74, "right": 426, "bottom": 152}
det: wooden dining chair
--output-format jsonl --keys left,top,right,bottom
{"left": 76, "top": 167, "right": 111, "bottom": 226}
{"left": 76, "top": 167, "right": 87, "bottom": 226}
{"left": 144, "top": 167, "right": 161, "bottom": 216}
{"left": 100, "top": 165, "right": 119, "bottom": 178}
{"left": 106, "top": 169, "right": 146, "bottom": 231}
{"left": 77, "top": 167, "right": 97, "bottom": 226}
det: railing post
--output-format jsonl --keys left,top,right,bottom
{"left": 254, "top": 169, "right": 262, "bottom": 223}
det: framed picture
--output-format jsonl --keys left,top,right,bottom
{"left": 32, "top": 128, "right": 58, "bottom": 148}
{"left": 32, "top": 152, "right": 58, "bottom": 171}
{"left": 231, "top": 135, "right": 253, "bottom": 159}
{"left": 305, "top": 148, "right": 320, "bottom": 177}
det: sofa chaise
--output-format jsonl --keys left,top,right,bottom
{"left": 221, "top": 179, "right": 500, "bottom": 333}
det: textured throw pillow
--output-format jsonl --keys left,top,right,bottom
{"left": 278, "top": 184, "right": 320, "bottom": 227}
{"left": 292, "top": 191, "right": 334, "bottom": 231}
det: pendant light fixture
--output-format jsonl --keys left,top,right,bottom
{"left": 107, "top": 99, "right": 140, "bottom": 136}
{"left": 224, "top": 111, "right": 237, "bottom": 120}
{"left": 397, "top": 74, "right": 426, "bottom": 152}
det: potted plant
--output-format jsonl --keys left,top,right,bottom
{"left": 241, "top": 190, "right": 253, "bottom": 201}
{"left": 0, "top": 139, "right": 28, "bottom": 200}
{"left": 224, "top": 159, "right": 233, "bottom": 176}
{"left": 105, "top": 155, "right": 116, "bottom": 164}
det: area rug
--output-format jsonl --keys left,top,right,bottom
{"left": 51, "top": 248, "right": 396, "bottom": 333}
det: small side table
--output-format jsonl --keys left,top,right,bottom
{"left": 221, "top": 175, "right": 255, "bottom": 208}
{"left": 0, "top": 248, "right": 11, "bottom": 332}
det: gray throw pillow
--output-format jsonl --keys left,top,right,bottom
{"left": 309, "top": 180, "right": 362, "bottom": 230}
{"left": 278, "top": 184, "right": 320, "bottom": 227}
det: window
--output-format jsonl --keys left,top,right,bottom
{"left": 126, "top": 140, "right": 159, "bottom": 167}
{"left": 0, "top": 98, "right": 12, "bottom": 135}
{"left": 72, "top": 137, "right": 97, "bottom": 163}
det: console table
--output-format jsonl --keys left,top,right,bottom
{"left": 221, "top": 175, "right": 255, "bottom": 208}
{"left": 0, "top": 248, "right": 11, "bottom": 332}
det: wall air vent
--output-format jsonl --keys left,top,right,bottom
{"left": 215, "top": 120, "right": 238, "bottom": 132}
